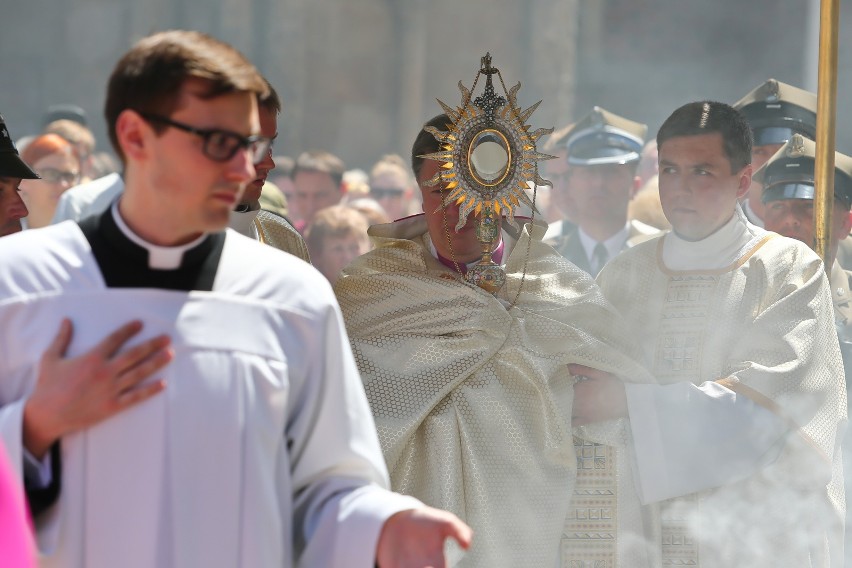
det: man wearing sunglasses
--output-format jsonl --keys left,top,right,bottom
{"left": 368, "top": 154, "right": 415, "bottom": 221}
{"left": 0, "top": 30, "right": 469, "bottom": 568}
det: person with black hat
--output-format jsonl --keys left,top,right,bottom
{"left": 545, "top": 106, "right": 659, "bottom": 276}
{"left": 0, "top": 114, "right": 38, "bottom": 236}
{"left": 733, "top": 79, "right": 817, "bottom": 227}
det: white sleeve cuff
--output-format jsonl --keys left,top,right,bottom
{"left": 299, "top": 485, "right": 423, "bottom": 568}
{"left": 625, "top": 380, "right": 788, "bottom": 504}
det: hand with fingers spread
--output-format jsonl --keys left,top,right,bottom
{"left": 22, "top": 318, "right": 173, "bottom": 459}
{"left": 569, "top": 363, "right": 628, "bottom": 426}
{"left": 376, "top": 506, "right": 473, "bottom": 568}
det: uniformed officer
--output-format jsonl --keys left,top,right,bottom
{"left": 734, "top": 79, "right": 817, "bottom": 227}
{"left": 759, "top": 133, "right": 852, "bottom": 342}
{"left": 544, "top": 106, "right": 658, "bottom": 276}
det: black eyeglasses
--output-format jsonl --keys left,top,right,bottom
{"left": 139, "top": 112, "right": 272, "bottom": 164}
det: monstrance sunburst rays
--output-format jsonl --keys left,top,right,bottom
{"left": 419, "top": 54, "right": 556, "bottom": 233}
{"left": 417, "top": 53, "right": 554, "bottom": 295}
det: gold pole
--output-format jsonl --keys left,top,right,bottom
{"left": 814, "top": 0, "right": 840, "bottom": 270}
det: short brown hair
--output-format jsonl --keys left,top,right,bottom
{"left": 293, "top": 150, "right": 345, "bottom": 187}
{"left": 370, "top": 153, "right": 411, "bottom": 186}
{"left": 272, "top": 155, "right": 295, "bottom": 177}
{"left": 347, "top": 197, "right": 391, "bottom": 226}
{"left": 259, "top": 78, "right": 282, "bottom": 114}
{"left": 305, "top": 205, "right": 369, "bottom": 257}
{"left": 411, "top": 114, "right": 451, "bottom": 181}
{"left": 657, "top": 101, "right": 752, "bottom": 173}
{"left": 105, "top": 30, "right": 268, "bottom": 162}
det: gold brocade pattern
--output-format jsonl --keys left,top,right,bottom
{"left": 563, "top": 437, "right": 617, "bottom": 568}
{"left": 567, "top": 420, "right": 657, "bottom": 568}
{"left": 598, "top": 235, "right": 847, "bottom": 567}
{"left": 253, "top": 210, "right": 310, "bottom": 262}
{"left": 335, "top": 216, "right": 654, "bottom": 567}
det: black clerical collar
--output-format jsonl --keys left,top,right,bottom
{"left": 110, "top": 203, "right": 207, "bottom": 269}
{"left": 78, "top": 203, "right": 225, "bottom": 291}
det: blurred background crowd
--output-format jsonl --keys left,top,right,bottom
{"left": 4, "top": 0, "right": 852, "bottom": 285}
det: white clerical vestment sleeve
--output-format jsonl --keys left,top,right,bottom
{"left": 289, "top": 300, "right": 422, "bottom": 567}
{"left": 625, "top": 380, "right": 789, "bottom": 504}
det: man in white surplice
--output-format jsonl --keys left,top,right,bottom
{"left": 572, "top": 101, "right": 846, "bottom": 567}
{"left": 0, "top": 30, "right": 470, "bottom": 568}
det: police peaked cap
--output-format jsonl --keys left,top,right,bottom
{"left": 734, "top": 79, "right": 817, "bottom": 146}
{"left": 756, "top": 133, "right": 852, "bottom": 210}
{"left": 563, "top": 106, "right": 647, "bottom": 166}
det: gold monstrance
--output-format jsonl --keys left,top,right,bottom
{"left": 420, "top": 53, "right": 554, "bottom": 294}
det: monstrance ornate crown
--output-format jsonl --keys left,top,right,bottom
{"left": 420, "top": 53, "right": 554, "bottom": 294}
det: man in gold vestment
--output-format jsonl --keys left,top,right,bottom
{"left": 574, "top": 101, "right": 846, "bottom": 566}
{"left": 335, "top": 114, "right": 655, "bottom": 567}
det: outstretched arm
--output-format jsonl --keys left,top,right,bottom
{"left": 569, "top": 364, "right": 789, "bottom": 504}
{"left": 569, "top": 363, "right": 628, "bottom": 426}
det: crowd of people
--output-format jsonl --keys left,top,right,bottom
{"left": 0, "top": 28, "right": 849, "bottom": 568}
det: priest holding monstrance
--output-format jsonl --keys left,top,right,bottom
{"left": 334, "top": 54, "right": 655, "bottom": 566}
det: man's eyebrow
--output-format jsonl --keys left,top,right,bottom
{"left": 691, "top": 161, "right": 720, "bottom": 170}
{"left": 659, "top": 159, "right": 718, "bottom": 170}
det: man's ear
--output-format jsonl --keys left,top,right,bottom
{"left": 115, "top": 110, "right": 148, "bottom": 162}
{"left": 736, "top": 165, "right": 753, "bottom": 200}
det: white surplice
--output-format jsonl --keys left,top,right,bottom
{"left": 0, "top": 221, "right": 420, "bottom": 568}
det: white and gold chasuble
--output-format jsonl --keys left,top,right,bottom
{"left": 335, "top": 215, "right": 656, "bottom": 567}
{"left": 597, "top": 210, "right": 847, "bottom": 567}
